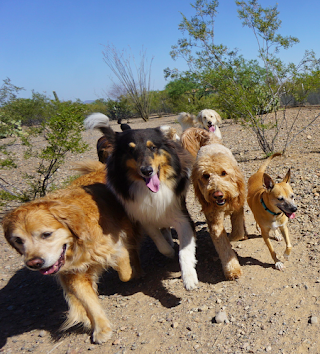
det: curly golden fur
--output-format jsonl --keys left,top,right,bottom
{"left": 2, "top": 161, "right": 141, "bottom": 344}
{"left": 192, "top": 144, "right": 246, "bottom": 280}
{"left": 181, "top": 127, "right": 222, "bottom": 158}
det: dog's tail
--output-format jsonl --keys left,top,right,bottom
{"left": 84, "top": 112, "right": 112, "bottom": 135}
{"left": 181, "top": 127, "right": 221, "bottom": 158}
{"left": 257, "top": 152, "right": 282, "bottom": 173}
{"left": 71, "top": 160, "right": 106, "bottom": 186}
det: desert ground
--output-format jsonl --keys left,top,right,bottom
{"left": 0, "top": 107, "right": 320, "bottom": 354}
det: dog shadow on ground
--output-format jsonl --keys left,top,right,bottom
{"left": 0, "top": 228, "right": 274, "bottom": 348}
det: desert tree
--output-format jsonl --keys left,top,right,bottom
{"left": 168, "top": 0, "right": 320, "bottom": 154}
{"left": 102, "top": 44, "right": 153, "bottom": 121}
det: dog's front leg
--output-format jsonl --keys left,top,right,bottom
{"left": 261, "top": 227, "right": 284, "bottom": 270}
{"left": 208, "top": 212, "right": 242, "bottom": 280}
{"left": 229, "top": 206, "right": 247, "bottom": 241}
{"left": 59, "top": 272, "right": 112, "bottom": 344}
{"left": 278, "top": 223, "right": 292, "bottom": 259}
{"left": 174, "top": 217, "right": 198, "bottom": 291}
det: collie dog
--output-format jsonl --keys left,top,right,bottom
{"left": 84, "top": 113, "right": 198, "bottom": 290}
{"left": 2, "top": 161, "right": 142, "bottom": 344}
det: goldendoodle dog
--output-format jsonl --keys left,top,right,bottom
{"left": 192, "top": 143, "right": 246, "bottom": 280}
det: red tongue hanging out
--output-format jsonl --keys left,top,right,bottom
{"left": 145, "top": 174, "right": 160, "bottom": 193}
{"left": 209, "top": 126, "right": 216, "bottom": 133}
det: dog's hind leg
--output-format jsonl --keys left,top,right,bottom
{"left": 174, "top": 217, "right": 198, "bottom": 291}
{"left": 229, "top": 207, "right": 247, "bottom": 241}
{"left": 208, "top": 213, "right": 242, "bottom": 280}
{"left": 59, "top": 272, "right": 112, "bottom": 344}
{"left": 143, "top": 225, "right": 175, "bottom": 258}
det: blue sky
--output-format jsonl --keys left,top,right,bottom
{"left": 1, "top": 0, "right": 319, "bottom": 102}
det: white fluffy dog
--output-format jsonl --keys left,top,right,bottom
{"left": 178, "top": 109, "right": 222, "bottom": 139}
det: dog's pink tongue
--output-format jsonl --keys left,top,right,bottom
{"left": 146, "top": 174, "right": 160, "bottom": 193}
{"left": 289, "top": 212, "right": 296, "bottom": 219}
{"left": 209, "top": 126, "right": 216, "bottom": 133}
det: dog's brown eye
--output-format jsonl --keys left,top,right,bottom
{"left": 221, "top": 171, "right": 227, "bottom": 176}
{"left": 149, "top": 146, "right": 157, "bottom": 152}
{"left": 42, "top": 232, "right": 52, "bottom": 239}
{"left": 14, "top": 237, "right": 23, "bottom": 245}
{"left": 203, "top": 173, "right": 210, "bottom": 180}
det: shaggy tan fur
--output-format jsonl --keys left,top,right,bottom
{"left": 192, "top": 144, "right": 246, "bottom": 280}
{"left": 2, "top": 161, "right": 141, "bottom": 344}
{"left": 181, "top": 127, "right": 221, "bottom": 158}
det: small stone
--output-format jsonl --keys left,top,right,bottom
{"left": 309, "top": 316, "right": 318, "bottom": 324}
{"left": 112, "top": 339, "right": 121, "bottom": 345}
{"left": 172, "top": 322, "right": 179, "bottom": 329}
{"left": 266, "top": 345, "right": 272, "bottom": 352}
{"left": 214, "top": 311, "right": 228, "bottom": 324}
{"left": 38, "top": 330, "right": 46, "bottom": 338}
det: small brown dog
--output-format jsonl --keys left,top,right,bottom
{"left": 247, "top": 153, "right": 297, "bottom": 270}
{"left": 192, "top": 143, "right": 246, "bottom": 280}
{"left": 2, "top": 161, "right": 141, "bottom": 344}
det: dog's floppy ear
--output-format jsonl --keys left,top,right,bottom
{"left": 2, "top": 212, "right": 23, "bottom": 255}
{"left": 283, "top": 168, "right": 291, "bottom": 183}
{"left": 48, "top": 202, "right": 91, "bottom": 241}
{"left": 263, "top": 173, "right": 275, "bottom": 191}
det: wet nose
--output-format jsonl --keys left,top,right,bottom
{"left": 26, "top": 257, "right": 45, "bottom": 269}
{"left": 213, "top": 191, "right": 223, "bottom": 199}
{"left": 291, "top": 205, "right": 297, "bottom": 212}
{"left": 140, "top": 166, "right": 153, "bottom": 177}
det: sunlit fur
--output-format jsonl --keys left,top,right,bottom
{"left": 2, "top": 161, "right": 141, "bottom": 344}
{"left": 192, "top": 144, "right": 246, "bottom": 280}
{"left": 181, "top": 127, "right": 222, "bottom": 158}
{"left": 83, "top": 113, "right": 198, "bottom": 291}
{"left": 178, "top": 109, "right": 222, "bottom": 139}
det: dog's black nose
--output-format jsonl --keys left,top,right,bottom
{"left": 291, "top": 205, "right": 297, "bottom": 212}
{"left": 140, "top": 166, "right": 153, "bottom": 177}
{"left": 207, "top": 121, "right": 212, "bottom": 127}
{"left": 26, "top": 257, "right": 45, "bottom": 269}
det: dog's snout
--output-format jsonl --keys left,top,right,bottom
{"left": 291, "top": 205, "right": 297, "bottom": 213}
{"left": 26, "top": 257, "right": 45, "bottom": 269}
{"left": 207, "top": 121, "right": 212, "bottom": 127}
{"left": 140, "top": 166, "right": 153, "bottom": 177}
{"left": 213, "top": 191, "right": 223, "bottom": 199}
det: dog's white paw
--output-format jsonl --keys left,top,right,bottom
{"left": 182, "top": 269, "right": 198, "bottom": 291}
{"left": 275, "top": 261, "right": 285, "bottom": 271}
{"left": 283, "top": 252, "right": 290, "bottom": 260}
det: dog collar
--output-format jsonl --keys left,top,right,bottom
{"left": 260, "top": 197, "right": 281, "bottom": 216}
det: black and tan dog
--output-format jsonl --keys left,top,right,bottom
{"left": 84, "top": 113, "right": 198, "bottom": 290}
{"left": 247, "top": 153, "right": 297, "bottom": 270}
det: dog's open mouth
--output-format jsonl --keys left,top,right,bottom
{"left": 39, "top": 244, "right": 67, "bottom": 275}
{"left": 285, "top": 212, "right": 296, "bottom": 219}
{"left": 216, "top": 198, "right": 226, "bottom": 206}
{"left": 208, "top": 125, "right": 216, "bottom": 133}
{"left": 144, "top": 172, "right": 160, "bottom": 193}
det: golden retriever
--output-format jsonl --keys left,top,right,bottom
{"left": 2, "top": 161, "right": 141, "bottom": 344}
